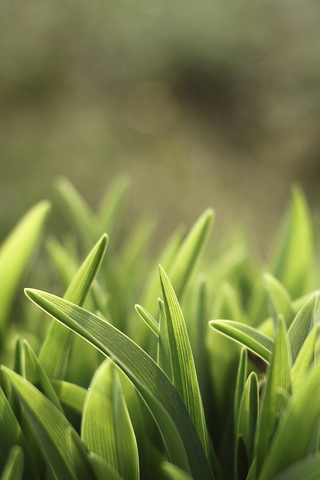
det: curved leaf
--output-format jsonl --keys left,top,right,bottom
{"left": 209, "top": 320, "right": 274, "bottom": 363}
{"left": 1, "top": 446, "right": 24, "bottom": 480}
{"left": 25, "top": 289, "right": 214, "bottom": 480}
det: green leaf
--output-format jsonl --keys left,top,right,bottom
{"left": 272, "top": 454, "right": 320, "bottom": 480}
{"left": 88, "top": 452, "right": 124, "bottom": 480}
{"left": 135, "top": 304, "right": 159, "bottom": 336}
{"left": 288, "top": 293, "right": 318, "bottom": 363}
{"left": 39, "top": 234, "right": 108, "bottom": 379}
{"left": 159, "top": 266, "right": 209, "bottom": 455}
{"left": 256, "top": 316, "right": 292, "bottom": 474}
{"left": 291, "top": 325, "right": 319, "bottom": 391}
{"left": 209, "top": 320, "right": 274, "bottom": 363}
{"left": 237, "top": 372, "right": 258, "bottom": 463}
{"left": 55, "top": 177, "right": 98, "bottom": 247}
{"left": 1, "top": 367, "right": 78, "bottom": 480}
{"left": 157, "top": 298, "right": 172, "bottom": 379}
{"left": 264, "top": 273, "right": 294, "bottom": 326}
{"left": 0, "top": 388, "right": 38, "bottom": 480}
{"left": 162, "top": 462, "right": 193, "bottom": 480}
{"left": 0, "top": 446, "right": 24, "bottom": 480}
{"left": 51, "top": 380, "right": 87, "bottom": 414}
{"left": 25, "top": 289, "right": 214, "bottom": 480}
{"left": 69, "top": 429, "right": 97, "bottom": 480}
{"left": 0, "top": 201, "right": 50, "bottom": 336}
{"left": 20, "top": 340, "right": 63, "bottom": 412}
{"left": 81, "top": 359, "right": 139, "bottom": 480}
{"left": 270, "top": 187, "right": 313, "bottom": 299}
{"left": 98, "top": 175, "right": 130, "bottom": 235}
{"left": 46, "top": 236, "right": 78, "bottom": 290}
{"left": 258, "top": 359, "right": 320, "bottom": 480}
{"left": 234, "top": 348, "right": 247, "bottom": 439}
{"left": 168, "top": 209, "right": 214, "bottom": 299}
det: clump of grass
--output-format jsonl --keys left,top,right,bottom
{"left": 0, "top": 177, "right": 319, "bottom": 480}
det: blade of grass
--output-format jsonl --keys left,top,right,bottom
{"left": 81, "top": 359, "right": 139, "bottom": 480}
{"left": 25, "top": 289, "right": 214, "bottom": 480}
{"left": 291, "top": 325, "right": 319, "bottom": 391}
{"left": 264, "top": 273, "right": 294, "bottom": 326}
{"left": 0, "top": 388, "right": 39, "bottom": 479}
{"left": 1, "top": 367, "right": 80, "bottom": 480}
{"left": 0, "top": 446, "right": 24, "bottom": 480}
{"left": 89, "top": 452, "right": 124, "bottom": 480}
{"left": 168, "top": 209, "right": 214, "bottom": 299}
{"left": 234, "top": 348, "right": 247, "bottom": 439}
{"left": 0, "top": 201, "right": 50, "bottom": 338}
{"left": 159, "top": 266, "right": 209, "bottom": 455}
{"left": 270, "top": 186, "right": 313, "bottom": 299}
{"left": 135, "top": 305, "right": 159, "bottom": 336}
{"left": 209, "top": 320, "right": 274, "bottom": 363}
{"left": 288, "top": 293, "right": 318, "bottom": 363}
{"left": 258, "top": 359, "right": 320, "bottom": 480}
{"left": 51, "top": 380, "right": 86, "bottom": 414}
{"left": 237, "top": 372, "right": 258, "bottom": 463}
{"left": 256, "top": 316, "right": 292, "bottom": 474}
{"left": 162, "top": 462, "right": 193, "bottom": 480}
{"left": 39, "top": 234, "right": 108, "bottom": 379}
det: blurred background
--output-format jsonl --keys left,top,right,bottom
{"left": 1, "top": 0, "right": 320, "bottom": 256}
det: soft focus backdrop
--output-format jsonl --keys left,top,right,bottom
{"left": 1, "top": 0, "right": 320, "bottom": 256}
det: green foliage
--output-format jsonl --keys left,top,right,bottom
{"left": 0, "top": 178, "right": 319, "bottom": 480}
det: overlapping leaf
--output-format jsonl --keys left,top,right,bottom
{"left": 25, "top": 289, "right": 214, "bottom": 480}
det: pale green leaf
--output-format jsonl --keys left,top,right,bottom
{"left": 234, "top": 348, "right": 247, "bottom": 439}
{"left": 98, "top": 175, "right": 130, "bottom": 235}
{"left": 0, "top": 201, "right": 50, "bottom": 336}
{"left": 135, "top": 304, "right": 159, "bottom": 336}
{"left": 168, "top": 209, "right": 214, "bottom": 299}
{"left": 39, "top": 234, "right": 108, "bottom": 379}
{"left": 0, "top": 446, "right": 24, "bottom": 480}
{"left": 258, "top": 360, "right": 320, "bottom": 480}
{"left": 264, "top": 273, "right": 294, "bottom": 326}
{"left": 25, "top": 289, "right": 214, "bottom": 480}
{"left": 291, "top": 325, "right": 319, "bottom": 391}
{"left": 270, "top": 187, "right": 313, "bottom": 299}
{"left": 51, "top": 380, "right": 87, "bottom": 414}
{"left": 237, "top": 372, "right": 258, "bottom": 463}
{"left": 1, "top": 367, "right": 78, "bottom": 480}
{"left": 256, "top": 316, "right": 292, "bottom": 474}
{"left": 69, "top": 429, "right": 97, "bottom": 480}
{"left": 55, "top": 177, "right": 98, "bottom": 246}
{"left": 0, "top": 388, "right": 38, "bottom": 479}
{"left": 160, "top": 266, "right": 209, "bottom": 455}
{"left": 20, "top": 340, "right": 63, "bottom": 412}
{"left": 209, "top": 320, "right": 274, "bottom": 363}
{"left": 81, "top": 359, "right": 139, "bottom": 480}
{"left": 288, "top": 293, "right": 318, "bottom": 363}
{"left": 162, "top": 462, "right": 193, "bottom": 480}
{"left": 272, "top": 454, "right": 320, "bottom": 480}
{"left": 88, "top": 452, "right": 124, "bottom": 480}
{"left": 157, "top": 298, "right": 172, "bottom": 379}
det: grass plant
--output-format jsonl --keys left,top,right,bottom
{"left": 0, "top": 178, "right": 319, "bottom": 480}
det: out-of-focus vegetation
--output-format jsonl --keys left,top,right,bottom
{"left": 1, "top": 0, "right": 320, "bottom": 251}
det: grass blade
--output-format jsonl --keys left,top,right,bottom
{"left": 0, "top": 388, "right": 39, "bottom": 479}
{"left": 162, "top": 462, "right": 193, "bottom": 480}
{"left": 159, "top": 266, "right": 209, "bottom": 455}
{"left": 237, "top": 372, "right": 258, "bottom": 464}
{"left": 135, "top": 305, "right": 159, "bottom": 336}
{"left": 264, "top": 273, "right": 294, "bottom": 326}
{"left": 0, "top": 201, "right": 50, "bottom": 337}
{"left": 270, "top": 187, "right": 313, "bottom": 299}
{"left": 291, "top": 325, "right": 319, "bottom": 391}
{"left": 39, "top": 234, "right": 108, "bottom": 379}
{"left": 258, "top": 360, "right": 320, "bottom": 480}
{"left": 81, "top": 359, "right": 139, "bottom": 480}
{"left": 51, "top": 380, "right": 87, "bottom": 414}
{"left": 89, "top": 452, "right": 124, "bottom": 480}
{"left": 25, "top": 289, "right": 214, "bottom": 480}
{"left": 0, "top": 446, "right": 24, "bottom": 480}
{"left": 288, "top": 293, "right": 318, "bottom": 363}
{"left": 168, "top": 209, "right": 214, "bottom": 299}
{"left": 209, "top": 320, "right": 274, "bottom": 363}
{"left": 1, "top": 367, "right": 79, "bottom": 480}
{"left": 234, "top": 348, "right": 247, "bottom": 439}
{"left": 256, "top": 316, "right": 292, "bottom": 474}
